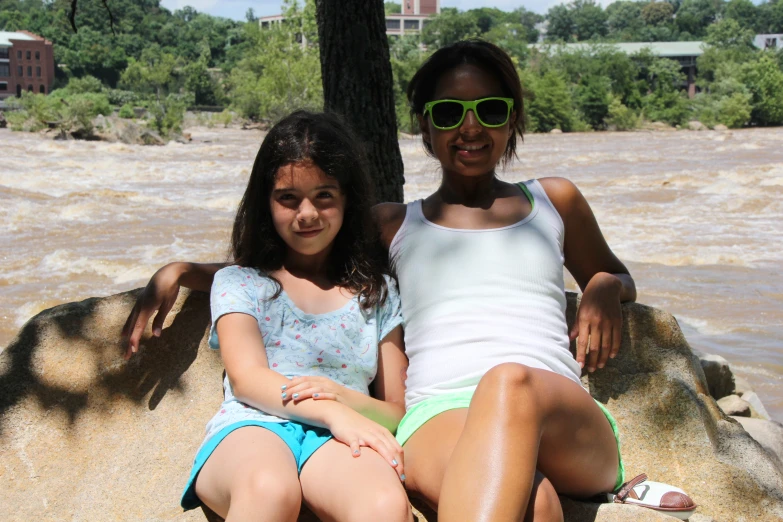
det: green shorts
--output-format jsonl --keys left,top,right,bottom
{"left": 396, "top": 390, "right": 625, "bottom": 492}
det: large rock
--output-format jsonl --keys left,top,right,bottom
{"left": 695, "top": 352, "right": 735, "bottom": 400}
{"left": 717, "top": 394, "right": 751, "bottom": 417}
{"left": 2, "top": 291, "right": 782, "bottom": 521}
{"left": 731, "top": 417, "right": 783, "bottom": 472}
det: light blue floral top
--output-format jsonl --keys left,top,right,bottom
{"left": 200, "top": 265, "right": 403, "bottom": 445}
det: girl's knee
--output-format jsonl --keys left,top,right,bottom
{"left": 477, "top": 363, "right": 536, "bottom": 397}
{"left": 346, "top": 486, "right": 411, "bottom": 522}
{"left": 241, "top": 468, "right": 301, "bottom": 514}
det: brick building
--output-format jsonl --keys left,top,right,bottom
{"left": 0, "top": 31, "right": 55, "bottom": 101}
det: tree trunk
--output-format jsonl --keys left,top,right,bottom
{"left": 315, "top": 0, "right": 405, "bottom": 203}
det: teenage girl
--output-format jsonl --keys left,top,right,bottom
{"left": 124, "top": 42, "right": 636, "bottom": 521}
{"left": 137, "top": 111, "right": 413, "bottom": 522}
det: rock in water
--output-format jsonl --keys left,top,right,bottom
{"left": 696, "top": 352, "right": 736, "bottom": 400}
{"left": 718, "top": 394, "right": 752, "bottom": 417}
{"left": 2, "top": 291, "right": 782, "bottom": 521}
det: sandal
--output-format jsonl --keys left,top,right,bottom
{"left": 607, "top": 473, "right": 698, "bottom": 520}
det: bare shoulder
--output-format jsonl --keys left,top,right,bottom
{"left": 537, "top": 177, "right": 587, "bottom": 221}
{"left": 372, "top": 202, "right": 408, "bottom": 248}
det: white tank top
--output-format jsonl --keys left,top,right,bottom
{"left": 389, "top": 179, "right": 583, "bottom": 408}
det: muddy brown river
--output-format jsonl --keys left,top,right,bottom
{"left": 2, "top": 125, "right": 781, "bottom": 420}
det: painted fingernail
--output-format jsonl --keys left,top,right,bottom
{"left": 392, "top": 459, "right": 398, "bottom": 466}
{"left": 292, "top": 393, "right": 299, "bottom": 399}
{"left": 313, "top": 393, "right": 319, "bottom": 398}
{"left": 281, "top": 384, "right": 287, "bottom": 391}
{"left": 281, "top": 392, "right": 287, "bottom": 399}
{"left": 400, "top": 474, "right": 406, "bottom": 481}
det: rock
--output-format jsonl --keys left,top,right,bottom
{"left": 742, "top": 391, "right": 771, "bottom": 420}
{"left": 644, "top": 121, "right": 677, "bottom": 132}
{"left": 688, "top": 514, "right": 716, "bottom": 522}
{"left": 2, "top": 292, "right": 783, "bottom": 521}
{"left": 734, "top": 374, "right": 753, "bottom": 395}
{"left": 140, "top": 129, "right": 166, "bottom": 146}
{"left": 731, "top": 417, "right": 783, "bottom": 472}
{"left": 550, "top": 128, "right": 563, "bottom": 134}
{"left": 696, "top": 353, "right": 735, "bottom": 399}
{"left": 713, "top": 124, "right": 729, "bottom": 131}
{"left": 93, "top": 114, "right": 107, "bottom": 130}
{"left": 717, "top": 394, "right": 751, "bottom": 417}
{"left": 688, "top": 121, "right": 705, "bottom": 131}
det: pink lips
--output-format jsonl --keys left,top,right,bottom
{"left": 295, "top": 229, "right": 322, "bottom": 238}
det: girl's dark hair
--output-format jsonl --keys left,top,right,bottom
{"left": 231, "top": 110, "right": 391, "bottom": 309}
{"left": 407, "top": 39, "right": 525, "bottom": 165}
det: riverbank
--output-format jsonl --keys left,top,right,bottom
{"left": 1, "top": 125, "right": 781, "bottom": 420}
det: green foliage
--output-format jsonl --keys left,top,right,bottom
{"left": 227, "top": 13, "right": 322, "bottom": 122}
{"left": 65, "top": 75, "right": 104, "bottom": 94}
{"left": 523, "top": 70, "right": 575, "bottom": 132}
{"left": 740, "top": 54, "right": 783, "bottom": 126}
{"left": 148, "top": 94, "right": 186, "bottom": 137}
{"left": 641, "top": 2, "right": 674, "bottom": 26}
{"left": 390, "top": 36, "right": 428, "bottom": 133}
{"left": 642, "top": 58, "right": 689, "bottom": 125}
{"left": 605, "top": 97, "right": 640, "bottom": 130}
{"left": 576, "top": 75, "right": 612, "bottom": 129}
{"left": 385, "top": 2, "right": 402, "bottom": 15}
{"left": 606, "top": 1, "right": 644, "bottom": 39}
{"left": 118, "top": 103, "right": 135, "bottom": 119}
{"left": 6, "top": 90, "right": 111, "bottom": 134}
{"left": 421, "top": 8, "right": 480, "bottom": 48}
{"left": 724, "top": 0, "right": 758, "bottom": 29}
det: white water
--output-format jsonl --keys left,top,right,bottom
{"left": 2, "top": 126, "right": 782, "bottom": 420}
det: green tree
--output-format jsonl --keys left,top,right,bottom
{"left": 641, "top": 2, "right": 674, "bottom": 26}
{"left": 675, "top": 0, "right": 724, "bottom": 37}
{"left": 512, "top": 7, "right": 544, "bottom": 43}
{"left": 606, "top": 1, "right": 644, "bottom": 39}
{"left": 546, "top": 5, "right": 575, "bottom": 42}
{"left": 642, "top": 57, "right": 689, "bottom": 125}
{"left": 384, "top": 2, "right": 401, "bottom": 15}
{"left": 740, "top": 53, "right": 783, "bottom": 125}
{"left": 570, "top": 0, "right": 608, "bottom": 40}
{"left": 576, "top": 75, "right": 612, "bottom": 128}
{"left": 484, "top": 23, "right": 529, "bottom": 63}
{"left": 524, "top": 70, "right": 575, "bottom": 132}
{"left": 421, "top": 8, "right": 480, "bottom": 48}
{"left": 724, "top": 0, "right": 758, "bottom": 29}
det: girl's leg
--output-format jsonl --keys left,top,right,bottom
{"left": 403, "top": 409, "right": 563, "bottom": 522}
{"left": 194, "top": 426, "right": 302, "bottom": 522}
{"left": 299, "top": 439, "right": 413, "bottom": 522}
{"left": 417, "top": 363, "right": 617, "bottom": 522}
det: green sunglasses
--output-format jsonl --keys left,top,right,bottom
{"left": 423, "top": 97, "right": 514, "bottom": 130}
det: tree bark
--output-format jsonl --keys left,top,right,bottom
{"left": 315, "top": 0, "right": 405, "bottom": 203}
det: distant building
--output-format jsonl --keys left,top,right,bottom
{"left": 0, "top": 30, "right": 54, "bottom": 100}
{"left": 532, "top": 41, "right": 705, "bottom": 97}
{"left": 259, "top": 0, "right": 440, "bottom": 38}
{"left": 753, "top": 34, "right": 782, "bottom": 50}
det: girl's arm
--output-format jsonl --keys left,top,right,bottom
{"left": 283, "top": 325, "right": 408, "bottom": 433}
{"left": 219, "top": 312, "right": 405, "bottom": 476}
{"left": 123, "top": 261, "right": 225, "bottom": 358}
{"left": 539, "top": 177, "right": 637, "bottom": 373}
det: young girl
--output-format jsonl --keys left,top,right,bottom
{"left": 161, "top": 111, "right": 412, "bottom": 522}
{"left": 124, "top": 42, "right": 679, "bottom": 521}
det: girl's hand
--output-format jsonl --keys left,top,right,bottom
{"left": 122, "top": 263, "right": 183, "bottom": 360}
{"left": 569, "top": 272, "right": 623, "bottom": 373}
{"left": 326, "top": 406, "right": 406, "bottom": 481}
{"left": 281, "top": 376, "right": 350, "bottom": 404}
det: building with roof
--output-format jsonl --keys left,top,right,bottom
{"left": 0, "top": 30, "right": 54, "bottom": 100}
{"left": 259, "top": 0, "right": 440, "bottom": 38}
{"left": 531, "top": 41, "right": 706, "bottom": 97}
{"left": 754, "top": 34, "right": 782, "bottom": 50}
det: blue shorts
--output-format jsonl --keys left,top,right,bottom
{"left": 180, "top": 420, "right": 332, "bottom": 510}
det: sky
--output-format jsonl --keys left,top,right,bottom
{"left": 157, "top": 0, "right": 574, "bottom": 22}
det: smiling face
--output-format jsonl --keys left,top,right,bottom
{"left": 270, "top": 162, "right": 346, "bottom": 258}
{"left": 419, "top": 64, "right": 515, "bottom": 179}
